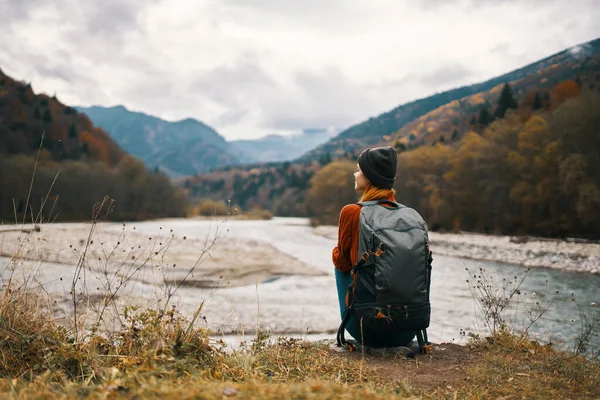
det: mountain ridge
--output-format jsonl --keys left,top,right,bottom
{"left": 299, "top": 37, "right": 600, "bottom": 162}
{"left": 230, "top": 128, "right": 338, "bottom": 163}
{"left": 185, "top": 37, "right": 600, "bottom": 219}
{"left": 75, "top": 104, "right": 253, "bottom": 176}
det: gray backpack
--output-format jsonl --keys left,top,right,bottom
{"left": 336, "top": 199, "right": 433, "bottom": 354}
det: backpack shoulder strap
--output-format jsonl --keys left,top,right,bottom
{"left": 358, "top": 200, "right": 405, "bottom": 208}
{"left": 356, "top": 200, "right": 377, "bottom": 207}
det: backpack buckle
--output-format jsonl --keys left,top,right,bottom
{"left": 375, "top": 307, "right": 393, "bottom": 323}
{"left": 375, "top": 242, "right": 386, "bottom": 256}
{"left": 360, "top": 251, "right": 370, "bottom": 261}
{"left": 344, "top": 342, "right": 358, "bottom": 352}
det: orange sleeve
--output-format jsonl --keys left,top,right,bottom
{"left": 332, "top": 204, "right": 360, "bottom": 273}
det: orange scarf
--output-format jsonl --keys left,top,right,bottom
{"left": 359, "top": 183, "right": 396, "bottom": 202}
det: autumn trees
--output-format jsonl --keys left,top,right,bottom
{"left": 306, "top": 159, "right": 357, "bottom": 226}
{"left": 0, "top": 69, "right": 187, "bottom": 222}
{"left": 393, "top": 90, "right": 600, "bottom": 239}
{"left": 304, "top": 88, "right": 599, "bottom": 239}
{"left": 0, "top": 154, "right": 187, "bottom": 223}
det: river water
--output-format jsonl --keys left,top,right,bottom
{"left": 2, "top": 217, "right": 599, "bottom": 349}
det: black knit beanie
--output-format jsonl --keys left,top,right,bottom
{"left": 357, "top": 146, "right": 397, "bottom": 189}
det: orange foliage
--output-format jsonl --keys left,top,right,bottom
{"left": 79, "top": 130, "right": 111, "bottom": 164}
{"left": 8, "top": 99, "right": 27, "bottom": 124}
{"left": 520, "top": 90, "right": 537, "bottom": 109}
{"left": 552, "top": 80, "right": 580, "bottom": 104}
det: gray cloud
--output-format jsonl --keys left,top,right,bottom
{"left": 419, "top": 0, "right": 565, "bottom": 10}
{"left": 214, "top": 107, "right": 251, "bottom": 126}
{"left": 263, "top": 68, "right": 380, "bottom": 131}
{"left": 191, "top": 59, "right": 275, "bottom": 107}
{"left": 1, "top": 0, "right": 155, "bottom": 35}
{"left": 79, "top": 0, "right": 148, "bottom": 36}
{"left": 417, "top": 64, "right": 472, "bottom": 88}
{"left": 1, "top": 0, "right": 599, "bottom": 139}
{"left": 0, "top": 0, "right": 41, "bottom": 22}
{"left": 490, "top": 42, "right": 510, "bottom": 54}
{"left": 218, "top": 0, "right": 378, "bottom": 31}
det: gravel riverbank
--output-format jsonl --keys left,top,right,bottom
{"left": 313, "top": 226, "right": 600, "bottom": 274}
{"left": 0, "top": 221, "right": 325, "bottom": 288}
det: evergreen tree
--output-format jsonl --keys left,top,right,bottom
{"left": 396, "top": 142, "right": 407, "bottom": 152}
{"left": 42, "top": 109, "right": 53, "bottom": 122}
{"left": 319, "top": 152, "right": 332, "bottom": 165}
{"left": 478, "top": 107, "right": 492, "bottom": 126}
{"left": 452, "top": 129, "right": 459, "bottom": 140}
{"left": 494, "top": 83, "right": 518, "bottom": 118}
{"left": 532, "top": 92, "right": 543, "bottom": 110}
{"left": 470, "top": 115, "right": 477, "bottom": 125}
{"left": 68, "top": 124, "right": 78, "bottom": 138}
{"left": 543, "top": 92, "right": 551, "bottom": 109}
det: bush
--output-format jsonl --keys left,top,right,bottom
{"left": 236, "top": 209, "right": 273, "bottom": 220}
{"left": 187, "top": 199, "right": 231, "bottom": 217}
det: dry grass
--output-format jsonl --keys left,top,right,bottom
{"left": 2, "top": 315, "right": 599, "bottom": 399}
{"left": 463, "top": 330, "right": 600, "bottom": 399}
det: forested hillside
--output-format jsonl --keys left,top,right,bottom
{"left": 0, "top": 69, "right": 123, "bottom": 165}
{"left": 0, "top": 69, "right": 187, "bottom": 222}
{"left": 301, "top": 38, "right": 600, "bottom": 162}
{"left": 188, "top": 39, "right": 600, "bottom": 239}
{"left": 308, "top": 90, "right": 600, "bottom": 238}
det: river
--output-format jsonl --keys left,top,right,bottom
{"left": 1, "top": 217, "right": 599, "bottom": 349}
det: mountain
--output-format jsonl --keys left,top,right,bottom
{"left": 75, "top": 105, "right": 254, "bottom": 177}
{"left": 230, "top": 128, "right": 338, "bottom": 163}
{"left": 0, "top": 68, "right": 124, "bottom": 165}
{"left": 300, "top": 38, "right": 600, "bottom": 162}
{"left": 186, "top": 37, "right": 600, "bottom": 221}
{"left": 0, "top": 68, "right": 187, "bottom": 222}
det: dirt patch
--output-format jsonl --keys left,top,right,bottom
{"left": 344, "top": 342, "right": 479, "bottom": 392}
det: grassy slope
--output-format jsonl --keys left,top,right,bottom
{"left": 2, "top": 333, "right": 598, "bottom": 399}
{"left": 1, "top": 285, "right": 598, "bottom": 399}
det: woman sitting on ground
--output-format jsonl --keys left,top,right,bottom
{"left": 332, "top": 146, "right": 416, "bottom": 348}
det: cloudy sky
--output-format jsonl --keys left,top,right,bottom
{"left": 1, "top": 0, "right": 599, "bottom": 140}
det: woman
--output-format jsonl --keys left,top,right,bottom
{"left": 332, "top": 146, "right": 415, "bottom": 348}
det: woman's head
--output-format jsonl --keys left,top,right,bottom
{"left": 355, "top": 146, "right": 398, "bottom": 202}
{"left": 356, "top": 146, "right": 397, "bottom": 190}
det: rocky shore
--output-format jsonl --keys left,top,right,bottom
{"left": 0, "top": 222, "right": 325, "bottom": 288}
{"left": 313, "top": 226, "right": 600, "bottom": 274}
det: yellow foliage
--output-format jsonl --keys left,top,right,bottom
{"left": 518, "top": 116, "right": 548, "bottom": 156}
{"left": 468, "top": 93, "right": 486, "bottom": 106}
{"left": 490, "top": 84, "right": 504, "bottom": 95}
{"left": 306, "top": 159, "right": 357, "bottom": 225}
{"left": 188, "top": 199, "right": 230, "bottom": 217}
